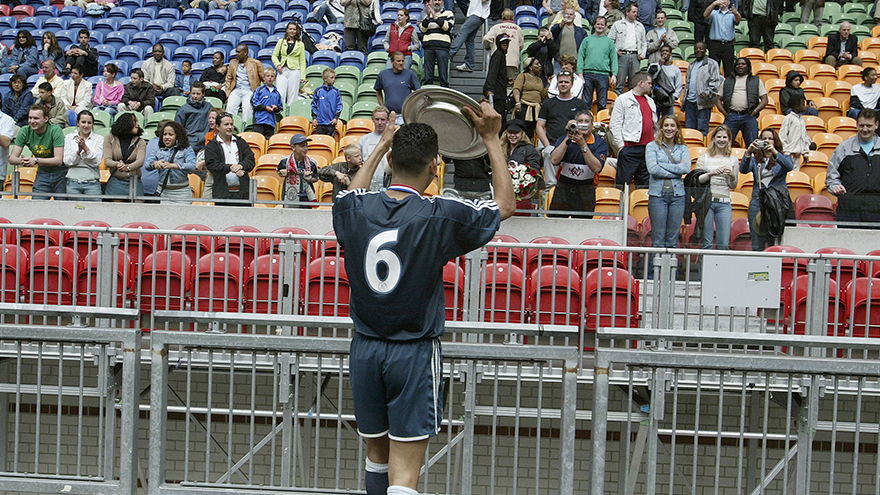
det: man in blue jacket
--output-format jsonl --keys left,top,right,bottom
{"left": 174, "top": 82, "right": 212, "bottom": 153}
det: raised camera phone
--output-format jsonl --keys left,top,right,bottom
{"left": 567, "top": 123, "right": 590, "bottom": 132}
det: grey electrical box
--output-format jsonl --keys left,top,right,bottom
{"left": 701, "top": 255, "right": 782, "bottom": 309}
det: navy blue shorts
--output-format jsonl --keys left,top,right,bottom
{"left": 349, "top": 333, "right": 444, "bottom": 442}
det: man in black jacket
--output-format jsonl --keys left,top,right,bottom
{"left": 740, "top": 0, "right": 781, "bottom": 53}
{"left": 484, "top": 34, "right": 511, "bottom": 128}
{"left": 687, "top": 0, "right": 712, "bottom": 44}
{"left": 63, "top": 29, "right": 99, "bottom": 77}
{"left": 825, "top": 22, "right": 863, "bottom": 68}
{"left": 826, "top": 108, "right": 880, "bottom": 224}
{"left": 204, "top": 112, "right": 255, "bottom": 203}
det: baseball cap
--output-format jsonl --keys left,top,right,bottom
{"left": 506, "top": 119, "right": 526, "bottom": 133}
{"left": 290, "top": 134, "right": 311, "bottom": 146}
{"left": 496, "top": 34, "right": 512, "bottom": 44}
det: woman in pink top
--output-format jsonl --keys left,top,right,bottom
{"left": 92, "top": 63, "right": 124, "bottom": 116}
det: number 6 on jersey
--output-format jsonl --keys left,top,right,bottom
{"left": 365, "top": 229, "right": 401, "bottom": 294}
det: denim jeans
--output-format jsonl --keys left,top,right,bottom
{"left": 449, "top": 14, "right": 483, "bottom": 69}
{"left": 701, "top": 201, "right": 732, "bottom": 250}
{"left": 684, "top": 100, "right": 710, "bottom": 135}
{"left": 66, "top": 179, "right": 102, "bottom": 201}
{"left": 648, "top": 192, "right": 685, "bottom": 248}
{"left": 423, "top": 48, "right": 449, "bottom": 87}
{"left": 310, "top": 1, "right": 342, "bottom": 24}
{"left": 582, "top": 72, "right": 610, "bottom": 110}
{"left": 724, "top": 112, "right": 759, "bottom": 148}
{"left": 32, "top": 171, "right": 67, "bottom": 200}
{"left": 208, "top": 0, "right": 237, "bottom": 12}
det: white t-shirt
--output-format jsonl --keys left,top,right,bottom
{"left": 0, "top": 111, "right": 16, "bottom": 178}
{"left": 852, "top": 83, "right": 880, "bottom": 110}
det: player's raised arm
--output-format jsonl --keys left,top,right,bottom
{"left": 348, "top": 111, "right": 397, "bottom": 190}
{"left": 464, "top": 102, "right": 516, "bottom": 220}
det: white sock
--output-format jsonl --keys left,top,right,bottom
{"left": 387, "top": 485, "right": 418, "bottom": 495}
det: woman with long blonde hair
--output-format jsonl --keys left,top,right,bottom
{"left": 695, "top": 124, "right": 738, "bottom": 250}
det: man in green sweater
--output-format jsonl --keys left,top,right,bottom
{"left": 578, "top": 16, "right": 618, "bottom": 111}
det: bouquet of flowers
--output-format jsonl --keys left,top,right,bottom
{"left": 508, "top": 160, "right": 539, "bottom": 200}
{"left": 593, "top": 121, "right": 609, "bottom": 139}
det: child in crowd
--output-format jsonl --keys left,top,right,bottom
{"left": 311, "top": 68, "right": 342, "bottom": 137}
{"left": 38, "top": 81, "right": 68, "bottom": 128}
{"left": 317, "top": 143, "right": 362, "bottom": 201}
{"left": 277, "top": 134, "right": 318, "bottom": 207}
{"left": 176, "top": 60, "right": 194, "bottom": 97}
{"left": 251, "top": 67, "right": 283, "bottom": 138}
{"left": 779, "top": 96, "right": 813, "bottom": 171}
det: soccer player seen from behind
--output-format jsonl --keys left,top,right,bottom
{"left": 332, "top": 102, "right": 515, "bottom": 495}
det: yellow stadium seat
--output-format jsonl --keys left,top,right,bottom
{"left": 239, "top": 132, "right": 267, "bottom": 158}
{"left": 813, "top": 171, "right": 837, "bottom": 204}
{"left": 737, "top": 172, "right": 753, "bottom": 199}
{"left": 345, "top": 118, "right": 375, "bottom": 138}
{"left": 777, "top": 63, "right": 806, "bottom": 80}
{"left": 824, "top": 80, "right": 853, "bottom": 109}
{"left": 673, "top": 59, "right": 689, "bottom": 81}
{"left": 860, "top": 37, "right": 880, "bottom": 55}
{"left": 731, "top": 192, "right": 749, "bottom": 220}
{"left": 267, "top": 133, "right": 296, "bottom": 154}
{"left": 100, "top": 169, "right": 110, "bottom": 184}
{"left": 873, "top": 26, "right": 880, "bottom": 38}
{"left": 710, "top": 112, "right": 724, "bottom": 126}
{"left": 754, "top": 62, "right": 781, "bottom": 84}
{"left": 544, "top": 185, "right": 554, "bottom": 210}
{"left": 862, "top": 51, "right": 879, "bottom": 70}
{"left": 760, "top": 97, "right": 778, "bottom": 121}
{"left": 629, "top": 188, "right": 649, "bottom": 223}
{"left": 189, "top": 174, "right": 203, "bottom": 198}
{"left": 766, "top": 48, "right": 794, "bottom": 72}
{"left": 424, "top": 181, "right": 440, "bottom": 197}
{"left": 838, "top": 64, "right": 864, "bottom": 86}
{"left": 253, "top": 153, "right": 286, "bottom": 177}
{"left": 338, "top": 134, "right": 360, "bottom": 151}
{"left": 794, "top": 49, "right": 822, "bottom": 65}
{"left": 278, "top": 115, "right": 311, "bottom": 135}
{"left": 689, "top": 146, "right": 708, "bottom": 167}
{"left": 739, "top": 47, "right": 766, "bottom": 65}
{"left": 786, "top": 170, "right": 814, "bottom": 203}
{"left": 764, "top": 78, "right": 786, "bottom": 111}
{"left": 802, "top": 115, "right": 826, "bottom": 139}
{"left": 306, "top": 134, "right": 338, "bottom": 165}
{"left": 596, "top": 109, "right": 611, "bottom": 124}
{"left": 801, "top": 150, "right": 829, "bottom": 182}
{"left": 730, "top": 148, "right": 746, "bottom": 162}
{"left": 254, "top": 175, "right": 281, "bottom": 201}
{"left": 3, "top": 167, "right": 36, "bottom": 193}
{"left": 808, "top": 64, "right": 838, "bottom": 87}
{"left": 800, "top": 79, "right": 824, "bottom": 102}
{"left": 813, "top": 132, "right": 843, "bottom": 157}
{"left": 682, "top": 128, "right": 706, "bottom": 147}
{"left": 827, "top": 116, "right": 857, "bottom": 139}
{"left": 813, "top": 97, "right": 842, "bottom": 123}
{"left": 596, "top": 163, "right": 616, "bottom": 187}
{"left": 807, "top": 36, "right": 827, "bottom": 53}
{"left": 594, "top": 187, "right": 622, "bottom": 214}
{"left": 760, "top": 113, "right": 786, "bottom": 131}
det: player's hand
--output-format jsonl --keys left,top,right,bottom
{"left": 463, "top": 101, "right": 501, "bottom": 140}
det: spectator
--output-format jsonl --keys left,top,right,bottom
{"left": 704, "top": 0, "right": 739, "bottom": 77}
{"left": 309, "top": 0, "right": 344, "bottom": 25}
{"left": 141, "top": 120, "right": 167, "bottom": 197}
{"left": 8, "top": 31, "right": 39, "bottom": 78}
{"left": 608, "top": 3, "right": 647, "bottom": 94}
{"left": 695, "top": 124, "right": 738, "bottom": 250}
{"left": 30, "top": 60, "right": 63, "bottom": 99}
{"left": 205, "top": 112, "right": 255, "bottom": 203}
{"left": 9, "top": 105, "right": 66, "bottom": 199}
{"left": 341, "top": 0, "right": 376, "bottom": 54}
{"left": 827, "top": 108, "right": 880, "bottom": 223}
{"left": 317, "top": 143, "right": 363, "bottom": 201}
{"left": 385, "top": 8, "right": 421, "bottom": 71}
{"left": 482, "top": 8, "right": 523, "bottom": 80}
{"left": 646, "top": 11, "right": 680, "bottom": 64}
{"left": 451, "top": 0, "right": 490, "bottom": 73}
{"left": 636, "top": 0, "right": 661, "bottom": 30}
{"left": 739, "top": 128, "right": 794, "bottom": 250}
{"left": 277, "top": 134, "right": 319, "bottom": 205}
{"left": 688, "top": 0, "right": 711, "bottom": 44}
{"left": 525, "top": 27, "right": 557, "bottom": 82}
{"left": 0, "top": 41, "right": 7, "bottom": 75}
{"left": 312, "top": 68, "right": 342, "bottom": 137}
{"left": 536, "top": 71, "right": 589, "bottom": 190}
{"left": 547, "top": 54, "right": 584, "bottom": 98}
{"left": 249, "top": 68, "right": 282, "bottom": 138}
{"left": 225, "top": 44, "right": 264, "bottom": 124}
{"left": 37, "top": 82, "right": 68, "bottom": 128}
{"left": 143, "top": 44, "right": 182, "bottom": 100}
{"left": 118, "top": 68, "right": 157, "bottom": 118}
{"left": 502, "top": 119, "right": 542, "bottom": 199}
{"left": 543, "top": 0, "right": 565, "bottom": 24}
{"left": 419, "top": 0, "right": 454, "bottom": 87}
{"left": 0, "top": 109, "right": 14, "bottom": 179}
{"left": 103, "top": 111, "right": 146, "bottom": 200}
{"left": 60, "top": 65, "right": 93, "bottom": 114}
{"left": 779, "top": 70, "right": 819, "bottom": 116}
{"left": 742, "top": 0, "right": 781, "bottom": 53}
{"left": 549, "top": 111, "right": 607, "bottom": 213}
{"left": 193, "top": 0, "right": 237, "bottom": 12}
{"left": 198, "top": 108, "right": 221, "bottom": 199}
{"left": 200, "top": 51, "right": 228, "bottom": 103}
{"left": 603, "top": 0, "right": 623, "bottom": 26}
{"left": 63, "top": 29, "right": 98, "bottom": 77}
{"left": 825, "top": 22, "right": 863, "bottom": 68}
{"left": 511, "top": 57, "right": 548, "bottom": 139}
{"left": 358, "top": 106, "right": 392, "bottom": 191}
{"left": 800, "top": 0, "right": 823, "bottom": 27}
{"left": 779, "top": 96, "right": 812, "bottom": 170}
{"left": 3, "top": 74, "right": 33, "bottom": 127}
{"left": 176, "top": 60, "right": 194, "bottom": 97}
{"left": 93, "top": 63, "right": 124, "bottom": 117}
{"left": 144, "top": 121, "right": 196, "bottom": 204}
{"left": 174, "top": 81, "right": 212, "bottom": 153}
{"left": 610, "top": 71, "right": 656, "bottom": 188}
{"left": 578, "top": 16, "right": 617, "bottom": 111}
{"left": 648, "top": 45, "right": 682, "bottom": 117}
{"left": 847, "top": 67, "right": 880, "bottom": 121}
{"left": 40, "top": 33, "right": 65, "bottom": 71}
{"left": 646, "top": 114, "right": 690, "bottom": 254}
{"left": 684, "top": 41, "right": 721, "bottom": 135}
{"left": 583, "top": 0, "right": 601, "bottom": 25}
{"left": 550, "top": 7, "right": 587, "bottom": 73}
{"left": 272, "top": 22, "right": 307, "bottom": 106}
{"left": 484, "top": 34, "right": 511, "bottom": 127}
{"left": 375, "top": 51, "right": 420, "bottom": 125}
{"left": 717, "top": 57, "right": 767, "bottom": 151}
{"left": 63, "top": 110, "right": 104, "bottom": 201}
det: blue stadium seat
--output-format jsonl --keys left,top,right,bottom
{"left": 184, "top": 32, "right": 209, "bottom": 53}
{"left": 374, "top": 24, "right": 388, "bottom": 40}
{"left": 87, "top": 75, "right": 102, "bottom": 85}
{"left": 340, "top": 50, "right": 366, "bottom": 70}
{"left": 369, "top": 36, "right": 384, "bottom": 52}
{"left": 256, "top": 9, "right": 280, "bottom": 24}
{"left": 105, "top": 31, "right": 131, "bottom": 51}
{"left": 105, "top": 60, "right": 129, "bottom": 75}
{"left": 96, "top": 44, "right": 117, "bottom": 61}
{"left": 250, "top": 21, "right": 273, "bottom": 37}
{"left": 91, "top": 32, "right": 106, "bottom": 45}
{"left": 26, "top": 74, "right": 41, "bottom": 87}
{"left": 264, "top": 0, "right": 286, "bottom": 14}
{"left": 312, "top": 49, "right": 338, "bottom": 68}
{"left": 55, "top": 29, "right": 77, "bottom": 47}
{"left": 157, "top": 8, "right": 180, "bottom": 21}
{"left": 223, "top": 20, "right": 248, "bottom": 37}
{"left": 132, "top": 7, "right": 155, "bottom": 20}
{"left": 239, "top": 34, "right": 265, "bottom": 53}
{"left": 117, "top": 75, "right": 131, "bottom": 84}
{"left": 119, "top": 0, "right": 145, "bottom": 8}
{"left": 68, "top": 17, "right": 94, "bottom": 31}
{"left": 281, "top": 9, "right": 304, "bottom": 23}
{"left": 181, "top": 8, "right": 205, "bottom": 22}
{"left": 286, "top": 0, "right": 310, "bottom": 22}
{"left": 230, "top": 9, "right": 254, "bottom": 23}
{"left": 118, "top": 18, "right": 145, "bottom": 34}
{"left": 131, "top": 60, "right": 144, "bottom": 70}
{"left": 17, "top": 17, "right": 42, "bottom": 31}
{"left": 205, "top": 9, "right": 229, "bottom": 22}
{"left": 227, "top": 46, "right": 253, "bottom": 60}
{"left": 212, "top": 33, "right": 239, "bottom": 53}
{"left": 43, "top": 17, "right": 67, "bottom": 31}
{"left": 59, "top": 6, "right": 83, "bottom": 19}
{"left": 380, "top": 12, "right": 396, "bottom": 24}
{"left": 107, "top": 6, "right": 133, "bottom": 20}
{"left": 303, "top": 22, "right": 323, "bottom": 40}
{"left": 94, "top": 18, "right": 119, "bottom": 33}
{"left": 118, "top": 46, "right": 145, "bottom": 67}
{"left": 514, "top": 5, "right": 537, "bottom": 17}
{"left": 172, "top": 45, "right": 197, "bottom": 63}
{"left": 0, "top": 16, "right": 16, "bottom": 30}
{"left": 273, "top": 20, "right": 288, "bottom": 34}
{"left": 158, "top": 32, "right": 183, "bottom": 54}
{"left": 257, "top": 48, "right": 273, "bottom": 65}
{"left": 145, "top": 19, "right": 170, "bottom": 35}
{"left": 382, "top": 1, "right": 403, "bottom": 15}
{"left": 190, "top": 61, "right": 210, "bottom": 78}
{"left": 0, "top": 29, "right": 15, "bottom": 48}
{"left": 170, "top": 19, "right": 195, "bottom": 35}
{"left": 516, "top": 15, "right": 540, "bottom": 29}
{"left": 200, "top": 47, "right": 218, "bottom": 62}
{"left": 405, "top": 2, "right": 424, "bottom": 19}
{"left": 325, "top": 22, "right": 344, "bottom": 35}
{"left": 240, "top": 0, "right": 264, "bottom": 12}
{"left": 131, "top": 32, "right": 156, "bottom": 52}
{"left": 34, "top": 5, "right": 59, "bottom": 21}
{"left": 195, "top": 20, "right": 220, "bottom": 35}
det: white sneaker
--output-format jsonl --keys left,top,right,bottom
{"left": 456, "top": 63, "right": 473, "bottom": 72}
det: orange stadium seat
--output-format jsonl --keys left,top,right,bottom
{"left": 873, "top": 26, "right": 880, "bottom": 38}
{"left": 738, "top": 172, "right": 753, "bottom": 199}
{"left": 596, "top": 163, "right": 616, "bottom": 187}
{"left": 786, "top": 170, "right": 814, "bottom": 203}
{"left": 801, "top": 150, "right": 829, "bottom": 181}
{"left": 344, "top": 118, "right": 375, "bottom": 138}
{"left": 800, "top": 79, "right": 824, "bottom": 102}
{"left": 189, "top": 174, "right": 203, "bottom": 198}
{"left": 710, "top": 112, "right": 725, "bottom": 126}
{"left": 838, "top": 64, "right": 864, "bottom": 85}
{"left": 809, "top": 64, "right": 838, "bottom": 86}
{"left": 731, "top": 191, "right": 749, "bottom": 220}
{"left": 803, "top": 115, "right": 827, "bottom": 139}
{"left": 254, "top": 175, "right": 282, "bottom": 201}
{"left": 765, "top": 78, "right": 786, "bottom": 110}
{"left": 740, "top": 47, "right": 766, "bottom": 65}
{"left": 825, "top": 80, "right": 853, "bottom": 108}
{"left": 754, "top": 62, "right": 780, "bottom": 83}
{"left": 673, "top": 59, "right": 689, "bottom": 80}
{"left": 254, "top": 153, "right": 286, "bottom": 177}
{"left": 306, "top": 134, "right": 338, "bottom": 165}
{"left": 813, "top": 132, "right": 843, "bottom": 156}
{"left": 766, "top": 48, "right": 794, "bottom": 71}
{"left": 794, "top": 49, "right": 822, "bottom": 65}
{"left": 778, "top": 63, "right": 806, "bottom": 80}
{"left": 239, "top": 132, "right": 267, "bottom": 157}
{"left": 278, "top": 116, "right": 311, "bottom": 135}
{"left": 690, "top": 146, "right": 708, "bottom": 167}
{"left": 862, "top": 51, "right": 879, "bottom": 69}
{"left": 266, "top": 133, "right": 295, "bottom": 154}
{"left": 828, "top": 116, "right": 858, "bottom": 139}
{"left": 596, "top": 108, "right": 611, "bottom": 124}
{"left": 761, "top": 113, "right": 786, "bottom": 131}
{"left": 808, "top": 36, "right": 827, "bottom": 53}
{"left": 594, "top": 187, "right": 622, "bottom": 214}
{"left": 813, "top": 97, "right": 842, "bottom": 122}
{"left": 813, "top": 171, "right": 836, "bottom": 203}
{"left": 683, "top": 128, "right": 706, "bottom": 147}
{"left": 629, "top": 189, "right": 649, "bottom": 224}
{"left": 760, "top": 97, "right": 778, "bottom": 121}
{"left": 338, "top": 134, "right": 360, "bottom": 151}
{"left": 861, "top": 37, "right": 880, "bottom": 55}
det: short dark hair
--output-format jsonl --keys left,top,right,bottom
{"left": 863, "top": 67, "right": 877, "bottom": 80}
{"left": 631, "top": 70, "right": 651, "bottom": 87}
{"left": 859, "top": 108, "right": 879, "bottom": 122}
{"left": 78, "top": 28, "right": 90, "bottom": 38}
{"left": 76, "top": 110, "right": 94, "bottom": 124}
{"left": 736, "top": 57, "right": 752, "bottom": 74}
{"left": 71, "top": 64, "right": 85, "bottom": 76}
{"left": 131, "top": 68, "right": 145, "bottom": 79}
{"left": 111, "top": 112, "right": 143, "bottom": 138}
{"left": 38, "top": 82, "right": 53, "bottom": 92}
{"left": 191, "top": 81, "right": 206, "bottom": 92}
{"left": 8, "top": 74, "right": 25, "bottom": 90}
{"left": 389, "top": 123, "right": 438, "bottom": 176}
{"left": 789, "top": 95, "right": 805, "bottom": 108}
{"left": 28, "top": 104, "right": 48, "bottom": 118}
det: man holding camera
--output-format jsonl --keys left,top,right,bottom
{"left": 548, "top": 111, "right": 607, "bottom": 213}
{"left": 536, "top": 71, "right": 590, "bottom": 192}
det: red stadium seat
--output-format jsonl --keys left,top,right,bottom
{"left": 525, "top": 236, "right": 570, "bottom": 274}
{"left": 0, "top": 217, "right": 14, "bottom": 245}
{"left": 443, "top": 260, "right": 465, "bottom": 320}
{"left": 216, "top": 226, "right": 261, "bottom": 269}
{"left": 0, "top": 246, "right": 27, "bottom": 303}
{"left": 794, "top": 194, "right": 835, "bottom": 224}
{"left": 764, "top": 245, "right": 807, "bottom": 306}
{"left": 844, "top": 277, "right": 880, "bottom": 338}
{"left": 303, "top": 257, "right": 349, "bottom": 317}
{"left": 483, "top": 262, "right": 525, "bottom": 323}
{"left": 639, "top": 217, "right": 653, "bottom": 248}
{"left": 63, "top": 220, "right": 112, "bottom": 259}
{"left": 574, "top": 238, "right": 626, "bottom": 273}
{"left": 730, "top": 218, "right": 751, "bottom": 251}
{"left": 486, "top": 234, "right": 524, "bottom": 268}
{"left": 120, "top": 222, "right": 163, "bottom": 264}
{"left": 626, "top": 216, "right": 640, "bottom": 247}
{"left": 140, "top": 250, "right": 194, "bottom": 312}
{"left": 816, "top": 247, "right": 858, "bottom": 292}
{"left": 194, "top": 253, "right": 242, "bottom": 312}
{"left": 784, "top": 275, "right": 846, "bottom": 338}
{"left": 584, "top": 267, "right": 640, "bottom": 332}
{"left": 29, "top": 246, "right": 77, "bottom": 305}
{"left": 265, "top": 227, "right": 310, "bottom": 255}
{"left": 19, "top": 218, "right": 63, "bottom": 254}
{"left": 528, "top": 265, "right": 582, "bottom": 326}
{"left": 317, "top": 230, "right": 343, "bottom": 260}
{"left": 167, "top": 224, "right": 213, "bottom": 264}
{"left": 77, "top": 249, "right": 134, "bottom": 307}
{"left": 244, "top": 254, "right": 283, "bottom": 314}
{"left": 858, "top": 250, "right": 880, "bottom": 279}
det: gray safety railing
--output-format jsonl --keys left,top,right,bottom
{"left": 148, "top": 315, "right": 580, "bottom": 495}
{"left": 592, "top": 328, "right": 880, "bottom": 495}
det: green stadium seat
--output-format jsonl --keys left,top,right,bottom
{"left": 665, "top": 8, "right": 683, "bottom": 20}
{"left": 286, "top": 99, "right": 312, "bottom": 119}
{"left": 205, "top": 96, "right": 223, "bottom": 109}
{"left": 775, "top": 24, "right": 793, "bottom": 36}
{"left": 366, "top": 51, "right": 388, "bottom": 68}
{"left": 336, "top": 81, "right": 355, "bottom": 108}
{"left": 820, "top": 24, "right": 839, "bottom": 38}
{"left": 333, "top": 65, "right": 362, "bottom": 87}
{"left": 843, "top": 3, "right": 867, "bottom": 14}
{"left": 94, "top": 127, "right": 111, "bottom": 137}
{"left": 823, "top": 4, "right": 841, "bottom": 23}
{"left": 794, "top": 24, "right": 820, "bottom": 37}
{"left": 160, "top": 95, "right": 187, "bottom": 113}
{"left": 677, "top": 30, "right": 694, "bottom": 45}
{"left": 357, "top": 83, "right": 379, "bottom": 104}
{"left": 92, "top": 109, "right": 112, "bottom": 129}
{"left": 780, "top": 12, "right": 800, "bottom": 24}
{"left": 682, "top": 45, "right": 695, "bottom": 63}
{"left": 851, "top": 25, "right": 871, "bottom": 39}
{"left": 352, "top": 101, "right": 378, "bottom": 119}
{"left": 305, "top": 64, "right": 331, "bottom": 90}
{"left": 780, "top": 35, "right": 809, "bottom": 52}
{"left": 667, "top": 19, "right": 691, "bottom": 35}
{"left": 340, "top": 101, "right": 351, "bottom": 121}
{"left": 362, "top": 66, "right": 382, "bottom": 86}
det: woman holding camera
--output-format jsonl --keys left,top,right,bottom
{"left": 646, "top": 115, "right": 690, "bottom": 251}
{"left": 739, "top": 128, "right": 794, "bottom": 251}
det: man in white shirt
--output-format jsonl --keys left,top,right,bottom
{"left": 63, "top": 110, "right": 104, "bottom": 201}
{"left": 609, "top": 70, "right": 656, "bottom": 188}
{"left": 30, "top": 60, "right": 64, "bottom": 99}
{"left": 142, "top": 44, "right": 182, "bottom": 100}
{"left": 450, "top": 0, "right": 490, "bottom": 72}
{"left": 0, "top": 110, "right": 14, "bottom": 179}
{"left": 847, "top": 67, "right": 880, "bottom": 120}
{"left": 607, "top": 3, "right": 647, "bottom": 94}
{"left": 357, "top": 106, "right": 392, "bottom": 191}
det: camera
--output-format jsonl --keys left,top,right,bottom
{"left": 754, "top": 140, "right": 767, "bottom": 149}
{"left": 567, "top": 123, "right": 590, "bottom": 132}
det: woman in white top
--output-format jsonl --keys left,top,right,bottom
{"left": 847, "top": 67, "right": 880, "bottom": 120}
{"left": 60, "top": 65, "right": 93, "bottom": 114}
{"left": 695, "top": 124, "right": 738, "bottom": 250}
{"left": 63, "top": 110, "right": 104, "bottom": 201}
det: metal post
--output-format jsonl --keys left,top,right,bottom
{"left": 460, "top": 360, "right": 477, "bottom": 492}
{"left": 656, "top": 254, "right": 677, "bottom": 329}
{"left": 97, "top": 232, "right": 117, "bottom": 311}
{"left": 280, "top": 355, "right": 294, "bottom": 486}
{"left": 795, "top": 376, "right": 820, "bottom": 495}
{"left": 118, "top": 331, "right": 141, "bottom": 495}
{"left": 591, "top": 353, "right": 610, "bottom": 495}
{"left": 280, "top": 239, "right": 298, "bottom": 335}
{"left": 806, "top": 260, "right": 829, "bottom": 357}
{"left": 0, "top": 360, "right": 8, "bottom": 495}
{"left": 746, "top": 390, "right": 760, "bottom": 493}
{"left": 148, "top": 337, "right": 170, "bottom": 495}
{"left": 129, "top": 175, "right": 137, "bottom": 202}
{"left": 464, "top": 249, "right": 485, "bottom": 343}
{"left": 644, "top": 368, "right": 665, "bottom": 495}
{"left": 11, "top": 170, "right": 19, "bottom": 199}
{"left": 559, "top": 355, "right": 578, "bottom": 495}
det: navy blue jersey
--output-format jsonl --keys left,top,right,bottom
{"left": 333, "top": 189, "right": 501, "bottom": 341}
